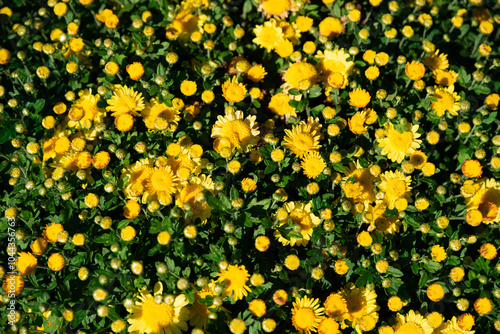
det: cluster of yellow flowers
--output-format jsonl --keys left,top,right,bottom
{"left": 1, "top": 0, "right": 500, "bottom": 333}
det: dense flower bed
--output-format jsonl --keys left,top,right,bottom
{"left": 1, "top": 0, "right": 500, "bottom": 333}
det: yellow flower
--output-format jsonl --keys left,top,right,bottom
{"left": 430, "top": 245, "right": 447, "bottom": 262}
{"left": 284, "top": 254, "right": 300, "bottom": 270}
{"left": 72, "top": 233, "right": 85, "bottom": 246}
{"left": 337, "top": 286, "right": 379, "bottom": 333}
{"left": 433, "top": 69, "right": 458, "bottom": 86}
{"left": 141, "top": 98, "right": 181, "bottom": 131}
{"left": 393, "top": 310, "right": 433, "bottom": 334}
{"left": 261, "top": 0, "right": 290, "bottom": 17}
{"left": 115, "top": 113, "right": 134, "bottom": 132}
{"left": 291, "top": 296, "right": 324, "bottom": 334}
{"left": 249, "top": 299, "right": 266, "bottom": 317}
{"left": 301, "top": 151, "right": 325, "bottom": 179}
{"left": 69, "top": 37, "right": 84, "bottom": 53}
{"left": 43, "top": 223, "right": 64, "bottom": 243}
{"left": 123, "top": 199, "right": 141, "bottom": 219}
{"left": 217, "top": 264, "right": 251, "bottom": 301}
{"left": 316, "top": 48, "right": 354, "bottom": 89}
{"left": 211, "top": 109, "right": 259, "bottom": 153}
{"left": 462, "top": 159, "right": 482, "bottom": 178}
{"left": 106, "top": 85, "right": 145, "bottom": 117}
{"left": 283, "top": 122, "right": 322, "bottom": 158}
{"left": 246, "top": 64, "right": 267, "bottom": 82}
{"left": 473, "top": 297, "right": 493, "bottom": 315}
{"left": 377, "top": 123, "right": 422, "bottom": 163}
{"left": 387, "top": 296, "right": 404, "bottom": 312}
{"left": 296, "top": 16, "right": 314, "bottom": 32}
{"left": 480, "top": 243, "right": 497, "bottom": 260}
{"left": 357, "top": 231, "right": 373, "bottom": 247}
{"left": 92, "top": 151, "right": 111, "bottom": 169}
{"left": 342, "top": 162, "right": 377, "bottom": 205}
{"left": 15, "top": 252, "right": 37, "bottom": 276}
{"left": 126, "top": 62, "right": 144, "bottom": 80}
{"left": 128, "top": 282, "right": 189, "bottom": 334}
{"left": 365, "top": 66, "right": 379, "bottom": 80}
{"left": 180, "top": 80, "right": 197, "bottom": 96}
{"left": 48, "top": 253, "right": 65, "bottom": 271}
{"left": 105, "top": 61, "right": 119, "bottom": 75}
{"left": 464, "top": 179, "right": 500, "bottom": 223}
{"left": 485, "top": 93, "right": 500, "bottom": 110}
{"left": 143, "top": 165, "right": 180, "bottom": 205}
{"left": 175, "top": 174, "right": 215, "bottom": 224}
{"left": 348, "top": 109, "right": 377, "bottom": 134}
{"left": 427, "top": 283, "right": 445, "bottom": 301}
{"left": 285, "top": 62, "right": 318, "bottom": 90}
{"left": 405, "top": 61, "right": 425, "bottom": 81}
{"left": 268, "top": 92, "right": 297, "bottom": 117}
{"left": 274, "top": 39, "right": 294, "bottom": 58}
{"left": 222, "top": 76, "right": 247, "bottom": 103}
{"left": 54, "top": 2, "right": 68, "bottom": 16}
{"left": 423, "top": 49, "right": 449, "bottom": 71}
{"left": 378, "top": 170, "right": 412, "bottom": 210}
{"left": 241, "top": 178, "right": 257, "bottom": 192}
{"left": 349, "top": 88, "right": 371, "bottom": 108}
{"left": 3, "top": 274, "right": 24, "bottom": 295}
{"left": 319, "top": 17, "right": 343, "bottom": 39}
{"left": 431, "top": 85, "right": 461, "bottom": 117}
{"left": 84, "top": 193, "right": 99, "bottom": 208}
{"left": 121, "top": 226, "right": 136, "bottom": 241}
{"left": 253, "top": 19, "right": 284, "bottom": 52}
{"left": 274, "top": 202, "right": 321, "bottom": 247}
{"left": 31, "top": 238, "right": 48, "bottom": 255}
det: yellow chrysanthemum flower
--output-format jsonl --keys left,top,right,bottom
{"left": 211, "top": 109, "right": 259, "bottom": 153}
{"left": 423, "top": 49, "right": 449, "bottom": 71}
{"left": 431, "top": 85, "right": 461, "bottom": 117}
{"left": 291, "top": 296, "right": 325, "bottom": 334}
{"left": 268, "top": 92, "right": 297, "bottom": 117}
{"left": 378, "top": 170, "right": 413, "bottom": 210}
{"left": 393, "top": 310, "right": 433, "bottom": 334}
{"left": 316, "top": 48, "right": 354, "bottom": 90}
{"left": 175, "top": 174, "right": 215, "bottom": 225}
{"left": 284, "top": 62, "right": 318, "bottom": 90}
{"left": 377, "top": 123, "right": 422, "bottom": 163}
{"left": 127, "top": 282, "right": 189, "bottom": 334}
{"left": 142, "top": 98, "right": 181, "bottom": 132}
{"left": 106, "top": 85, "right": 145, "bottom": 117}
{"left": 283, "top": 122, "right": 322, "bottom": 158}
{"left": 222, "top": 76, "right": 247, "bottom": 103}
{"left": 142, "top": 165, "right": 180, "bottom": 205}
{"left": 464, "top": 178, "right": 500, "bottom": 223}
{"left": 338, "top": 286, "right": 379, "bottom": 333}
{"left": 274, "top": 201, "right": 321, "bottom": 247}
{"left": 217, "top": 264, "right": 252, "bottom": 301}
{"left": 253, "top": 19, "right": 284, "bottom": 52}
{"left": 301, "top": 151, "right": 325, "bottom": 179}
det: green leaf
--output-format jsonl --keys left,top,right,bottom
{"left": 34, "top": 99, "right": 45, "bottom": 112}
{"left": 331, "top": 163, "right": 346, "bottom": 173}
{"left": 387, "top": 266, "right": 404, "bottom": 277}
{"left": 418, "top": 271, "right": 429, "bottom": 288}
{"left": 483, "top": 112, "right": 497, "bottom": 125}
{"left": 473, "top": 85, "right": 490, "bottom": 95}
{"left": 94, "top": 233, "right": 110, "bottom": 244}
{"left": 424, "top": 261, "right": 442, "bottom": 273}
{"left": 308, "top": 86, "right": 322, "bottom": 98}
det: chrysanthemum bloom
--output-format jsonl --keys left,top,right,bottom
{"left": 142, "top": 165, "right": 181, "bottom": 205}
{"left": 48, "top": 253, "right": 65, "bottom": 271}
{"left": 246, "top": 64, "right": 267, "bottom": 82}
{"left": 31, "top": 237, "right": 48, "bottom": 255}
{"left": 291, "top": 296, "right": 324, "bottom": 334}
{"left": 334, "top": 259, "right": 349, "bottom": 275}
{"left": 274, "top": 39, "right": 294, "bottom": 58}
{"left": 342, "top": 162, "right": 377, "bottom": 205}
{"left": 427, "top": 284, "right": 445, "bottom": 302}
{"left": 121, "top": 158, "right": 154, "bottom": 200}
{"left": 248, "top": 299, "right": 266, "bottom": 317}
{"left": 96, "top": 9, "right": 119, "bottom": 28}
{"left": 296, "top": 16, "right": 314, "bottom": 32}
{"left": 409, "top": 151, "right": 427, "bottom": 169}
{"left": 285, "top": 62, "right": 318, "bottom": 90}
{"left": 84, "top": 193, "right": 99, "bottom": 208}
{"left": 105, "top": 61, "right": 119, "bottom": 75}
{"left": 405, "top": 61, "right": 425, "bottom": 81}
{"left": 75, "top": 151, "right": 92, "bottom": 169}
{"left": 274, "top": 202, "right": 320, "bottom": 247}
{"left": 318, "top": 318, "right": 340, "bottom": 334}
{"left": 425, "top": 312, "right": 444, "bottom": 329}
{"left": 180, "top": 80, "right": 197, "bottom": 96}
{"left": 259, "top": 0, "right": 291, "bottom": 17}
{"left": 364, "top": 66, "right": 379, "bottom": 80}
{"left": 480, "top": 243, "right": 497, "bottom": 260}
{"left": 284, "top": 254, "right": 300, "bottom": 270}
{"left": 106, "top": 85, "right": 145, "bottom": 117}
{"left": 316, "top": 49, "right": 354, "bottom": 90}
{"left": 335, "top": 286, "right": 379, "bottom": 332}
{"left": 450, "top": 267, "right": 465, "bottom": 282}
{"left": 189, "top": 280, "right": 228, "bottom": 329}
{"left": 121, "top": 226, "right": 136, "bottom": 242}
{"left": 253, "top": 19, "right": 284, "bottom": 52}
{"left": 324, "top": 293, "right": 347, "bottom": 319}
{"left": 128, "top": 282, "right": 189, "bottom": 334}
{"left": 212, "top": 109, "right": 259, "bottom": 153}
{"left": 301, "top": 151, "right": 325, "bottom": 179}
{"left": 0, "top": 48, "right": 12, "bottom": 64}
{"left": 474, "top": 297, "right": 493, "bottom": 315}
{"left": 433, "top": 70, "right": 458, "bottom": 86}
{"left": 431, "top": 85, "right": 461, "bottom": 117}
{"left": 283, "top": 122, "right": 322, "bottom": 158}
{"left": 462, "top": 159, "right": 482, "bottom": 178}
{"left": 319, "top": 17, "right": 343, "bottom": 39}
{"left": 176, "top": 175, "right": 215, "bottom": 224}
{"left": 377, "top": 123, "right": 422, "bottom": 163}
{"left": 142, "top": 98, "right": 181, "bottom": 131}
{"left": 273, "top": 289, "right": 288, "bottom": 305}
{"left": 457, "top": 314, "right": 475, "bottom": 331}
{"left": 464, "top": 178, "right": 500, "bottom": 223}
{"left": 217, "top": 264, "right": 252, "bottom": 301}
{"left": 123, "top": 199, "right": 141, "bottom": 219}
{"left": 43, "top": 223, "right": 64, "bottom": 243}
{"left": 378, "top": 170, "right": 412, "bottom": 210}
{"left": 241, "top": 178, "right": 257, "bottom": 193}
{"left": 485, "top": 93, "right": 500, "bottom": 110}
{"left": 72, "top": 233, "right": 85, "bottom": 246}
{"left": 15, "top": 252, "right": 37, "bottom": 276}
{"left": 349, "top": 88, "right": 371, "bottom": 108}
{"left": 357, "top": 231, "right": 373, "bottom": 247}
{"left": 91, "top": 151, "right": 110, "bottom": 169}
{"left": 126, "top": 62, "right": 144, "bottom": 80}
{"left": 393, "top": 310, "right": 433, "bottom": 334}
{"left": 255, "top": 236, "right": 270, "bottom": 252}
{"left": 423, "top": 50, "right": 449, "bottom": 71}
{"left": 222, "top": 76, "right": 247, "bottom": 103}
{"left": 348, "top": 108, "right": 377, "bottom": 134}
{"left": 387, "top": 296, "right": 405, "bottom": 312}
{"left": 3, "top": 274, "right": 24, "bottom": 295}
{"left": 430, "top": 245, "right": 447, "bottom": 262}
{"left": 268, "top": 92, "right": 297, "bottom": 117}
{"left": 69, "top": 37, "right": 84, "bottom": 53}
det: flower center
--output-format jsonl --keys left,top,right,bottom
{"left": 386, "top": 179, "right": 407, "bottom": 198}
{"left": 150, "top": 169, "right": 173, "bottom": 192}
{"left": 434, "top": 91, "right": 454, "bottom": 110}
{"left": 260, "top": 26, "right": 281, "bottom": 45}
{"left": 292, "top": 133, "right": 314, "bottom": 151}
{"left": 347, "top": 296, "right": 365, "bottom": 319}
{"left": 141, "top": 299, "right": 174, "bottom": 332}
{"left": 294, "top": 308, "right": 316, "bottom": 330}
{"left": 222, "top": 120, "right": 252, "bottom": 147}
{"left": 389, "top": 129, "right": 413, "bottom": 151}
{"left": 289, "top": 209, "right": 312, "bottom": 229}
{"left": 396, "top": 323, "right": 425, "bottom": 334}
